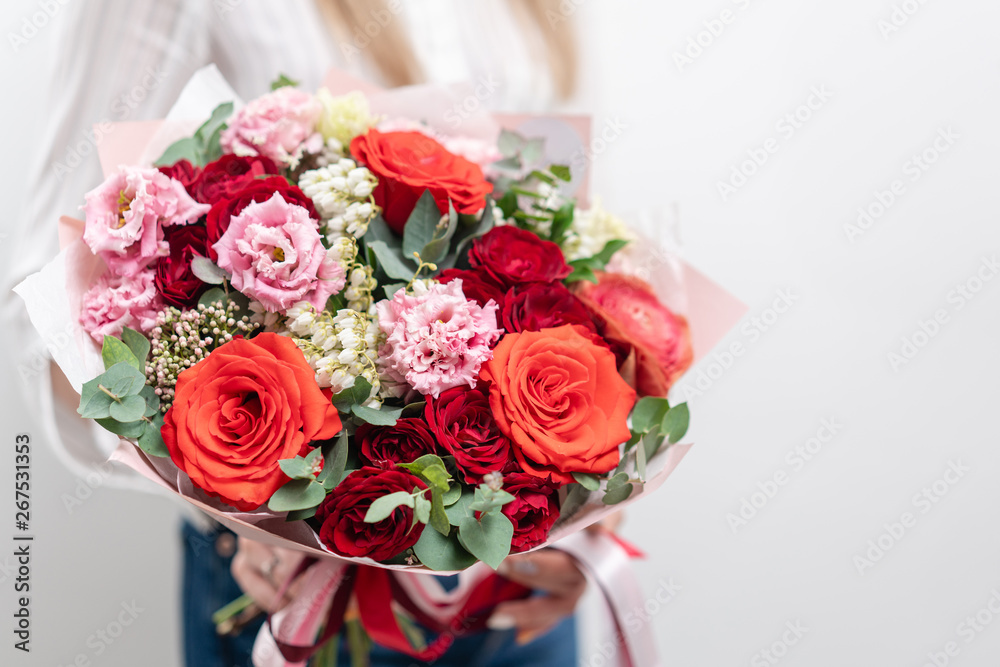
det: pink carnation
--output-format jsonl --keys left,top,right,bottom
{"left": 83, "top": 166, "right": 210, "bottom": 276}
{"left": 213, "top": 192, "right": 345, "bottom": 313}
{"left": 376, "top": 280, "right": 502, "bottom": 398}
{"left": 220, "top": 87, "right": 322, "bottom": 167}
{"left": 80, "top": 269, "right": 162, "bottom": 343}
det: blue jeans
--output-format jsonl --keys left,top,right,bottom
{"left": 182, "top": 520, "right": 577, "bottom": 667}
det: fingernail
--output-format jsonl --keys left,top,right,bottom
{"left": 516, "top": 628, "right": 542, "bottom": 645}
{"left": 487, "top": 613, "right": 517, "bottom": 630}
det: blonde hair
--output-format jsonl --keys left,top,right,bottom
{"left": 317, "top": 0, "right": 578, "bottom": 99}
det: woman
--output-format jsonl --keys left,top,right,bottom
{"left": 6, "top": 1, "right": 599, "bottom": 665}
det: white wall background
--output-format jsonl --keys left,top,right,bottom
{"left": 2, "top": 1, "right": 999, "bottom": 666}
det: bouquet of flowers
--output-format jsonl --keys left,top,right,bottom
{"left": 17, "top": 67, "right": 744, "bottom": 665}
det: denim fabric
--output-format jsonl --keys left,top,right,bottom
{"left": 182, "top": 519, "right": 577, "bottom": 667}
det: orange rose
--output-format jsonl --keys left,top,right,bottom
{"left": 480, "top": 325, "right": 636, "bottom": 485}
{"left": 162, "top": 333, "right": 342, "bottom": 510}
{"left": 573, "top": 272, "right": 693, "bottom": 398}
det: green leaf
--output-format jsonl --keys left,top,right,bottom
{"left": 445, "top": 489, "right": 475, "bottom": 526}
{"left": 190, "top": 257, "right": 228, "bottom": 285}
{"left": 450, "top": 202, "right": 494, "bottom": 262}
{"left": 351, "top": 404, "right": 404, "bottom": 426}
{"left": 412, "top": 524, "right": 476, "bottom": 571}
{"left": 606, "top": 471, "right": 629, "bottom": 491}
{"left": 368, "top": 240, "right": 417, "bottom": 281}
{"left": 565, "top": 264, "right": 598, "bottom": 285}
{"left": 121, "top": 327, "right": 151, "bottom": 365}
{"left": 497, "top": 129, "right": 525, "bottom": 158}
{"left": 559, "top": 483, "right": 591, "bottom": 519}
{"left": 331, "top": 377, "right": 373, "bottom": 411}
{"left": 318, "top": 431, "right": 349, "bottom": 490}
{"left": 363, "top": 215, "right": 398, "bottom": 246}
{"left": 402, "top": 190, "right": 445, "bottom": 260}
{"left": 592, "top": 238, "right": 629, "bottom": 265}
{"left": 95, "top": 417, "right": 146, "bottom": 439}
{"left": 550, "top": 202, "right": 575, "bottom": 245}
{"left": 102, "top": 335, "right": 142, "bottom": 372}
{"left": 631, "top": 397, "right": 670, "bottom": 434}
{"left": 102, "top": 362, "right": 147, "bottom": 398}
{"left": 662, "top": 403, "right": 690, "bottom": 444}
{"left": 268, "top": 479, "right": 327, "bottom": 513}
{"left": 603, "top": 482, "right": 634, "bottom": 505}
{"left": 521, "top": 138, "right": 544, "bottom": 164}
{"left": 419, "top": 206, "right": 458, "bottom": 265}
{"left": 279, "top": 456, "right": 314, "bottom": 480}
{"left": 79, "top": 380, "right": 114, "bottom": 419}
{"left": 442, "top": 483, "right": 462, "bottom": 507}
{"left": 194, "top": 101, "right": 234, "bottom": 144}
{"left": 381, "top": 282, "right": 407, "bottom": 300}
{"left": 550, "top": 164, "right": 571, "bottom": 181}
{"left": 136, "top": 413, "right": 169, "bottom": 457}
{"left": 457, "top": 513, "right": 513, "bottom": 570}
{"left": 198, "top": 287, "right": 228, "bottom": 308}
{"left": 420, "top": 464, "right": 452, "bottom": 494}
{"left": 635, "top": 432, "right": 647, "bottom": 481}
{"left": 491, "top": 156, "right": 521, "bottom": 171}
{"left": 270, "top": 74, "right": 299, "bottom": 90}
{"left": 571, "top": 472, "right": 600, "bottom": 491}
{"left": 285, "top": 506, "right": 319, "bottom": 522}
{"left": 364, "top": 491, "right": 415, "bottom": 523}
{"left": 140, "top": 384, "right": 160, "bottom": 417}
{"left": 414, "top": 494, "right": 432, "bottom": 525}
{"left": 109, "top": 394, "right": 146, "bottom": 422}
{"left": 429, "top": 491, "right": 450, "bottom": 536}
{"left": 642, "top": 425, "right": 664, "bottom": 463}
{"left": 154, "top": 136, "right": 201, "bottom": 168}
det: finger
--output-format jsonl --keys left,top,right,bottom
{"left": 497, "top": 550, "right": 586, "bottom": 595}
{"left": 231, "top": 549, "right": 284, "bottom": 612}
{"left": 231, "top": 539, "right": 299, "bottom": 613}
{"left": 585, "top": 511, "right": 624, "bottom": 534}
{"left": 488, "top": 591, "right": 584, "bottom": 636}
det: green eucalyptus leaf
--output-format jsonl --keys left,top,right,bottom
{"left": 571, "top": 472, "right": 600, "bottom": 491}
{"left": 95, "top": 417, "right": 146, "bottom": 439}
{"left": 446, "top": 489, "right": 475, "bottom": 526}
{"left": 102, "top": 362, "right": 147, "bottom": 398}
{"left": 318, "top": 431, "right": 350, "bottom": 490}
{"left": 368, "top": 240, "right": 417, "bottom": 281}
{"left": 497, "top": 129, "right": 525, "bottom": 158}
{"left": 278, "top": 456, "right": 314, "bottom": 480}
{"left": 198, "top": 287, "right": 228, "bottom": 309}
{"left": 662, "top": 403, "right": 691, "bottom": 444}
{"left": 109, "top": 394, "right": 146, "bottom": 422}
{"left": 285, "top": 506, "right": 319, "bottom": 522}
{"left": 154, "top": 136, "right": 201, "bottom": 168}
{"left": 520, "top": 138, "right": 544, "bottom": 164}
{"left": 442, "top": 483, "right": 462, "bottom": 507}
{"left": 194, "top": 101, "right": 234, "bottom": 144}
{"left": 429, "top": 491, "right": 450, "bottom": 536}
{"left": 414, "top": 494, "right": 432, "bottom": 525}
{"left": 603, "top": 482, "right": 634, "bottom": 505}
{"left": 457, "top": 513, "right": 513, "bottom": 570}
{"left": 79, "top": 381, "right": 114, "bottom": 419}
{"left": 120, "top": 327, "right": 151, "bottom": 366}
{"left": 365, "top": 491, "right": 416, "bottom": 523}
{"left": 402, "top": 190, "right": 445, "bottom": 259}
{"left": 190, "top": 257, "right": 228, "bottom": 285}
{"left": 631, "top": 397, "right": 670, "bottom": 434}
{"left": 352, "top": 404, "right": 404, "bottom": 426}
{"left": 412, "top": 524, "right": 476, "bottom": 571}
{"left": 268, "top": 479, "right": 327, "bottom": 512}
{"left": 136, "top": 413, "right": 169, "bottom": 457}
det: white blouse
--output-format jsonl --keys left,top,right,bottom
{"left": 5, "top": 0, "right": 565, "bottom": 484}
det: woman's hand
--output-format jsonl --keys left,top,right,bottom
{"left": 490, "top": 549, "right": 587, "bottom": 640}
{"left": 230, "top": 537, "right": 306, "bottom": 613}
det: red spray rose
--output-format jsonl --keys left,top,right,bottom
{"left": 154, "top": 224, "right": 210, "bottom": 308}
{"left": 315, "top": 467, "right": 427, "bottom": 561}
{"left": 158, "top": 159, "right": 202, "bottom": 193}
{"left": 501, "top": 281, "right": 597, "bottom": 334}
{"left": 204, "top": 176, "right": 319, "bottom": 260}
{"left": 189, "top": 154, "right": 281, "bottom": 205}
{"left": 572, "top": 271, "right": 693, "bottom": 397}
{"left": 350, "top": 129, "right": 493, "bottom": 234}
{"left": 424, "top": 385, "right": 516, "bottom": 484}
{"left": 469, "top": 226, "right": 572, "bottom": 287}
{"left": 161, "top": 333, "right": 342, "bottom": 511}
{"left": 356, "top": 418, "right": 439, "bottom": 468}
{"left": 501, "top": 473, "right": 561, "bottom": 553}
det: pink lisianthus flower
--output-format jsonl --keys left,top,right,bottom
{"left": 83, "top": 166, "right": 210, "bottom": 276}
{"left": 376, "top": 280, "right": 502, "bottom": 398}
{"left": 79, "top": 269, "right": 162, "bottom": 343}
{"left": 213, "top": 192, "right": 345, "bottom": 313}
{"left": 220, "top": 87, "right": 322, "bottom": 167}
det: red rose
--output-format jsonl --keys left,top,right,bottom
{"left": 205, "top": 176, "right": 319, "bottom": 260}
{"left": 154, "top": 225, "right": 210, "bottom": 308}
{"left": 436, "top": 268, "right": 507, "bottom": 311}
{"left": 469, "top": 226, "right": 572, "bottom": 287}
{"left": 158, "top": 159, "right": 203, "bottom": 193}
{"left": 501, "top": 473, "right": 561, "bottom": 553}
{"left": 190, "top": 154, "right": 281, "bottom": 205}
{"left": 350, "top": 130, "right": 493, "bottom": 234}
{"left": 424, "top": 385, "right": 516, "bottom": 484}
{"left": 162, "top": 333, "right": 342, "bottom": 510}
{"left": 315, "top": 467, "right": 427, "bottom": 561}
{"left": 357, "top": 418, "right": 439, "bottom": 468}
{"left": 573, "top": 272, "right": 693, "bottom": 397}
{"left": 501, "top": 281, "right": 596, "bottom": 334}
